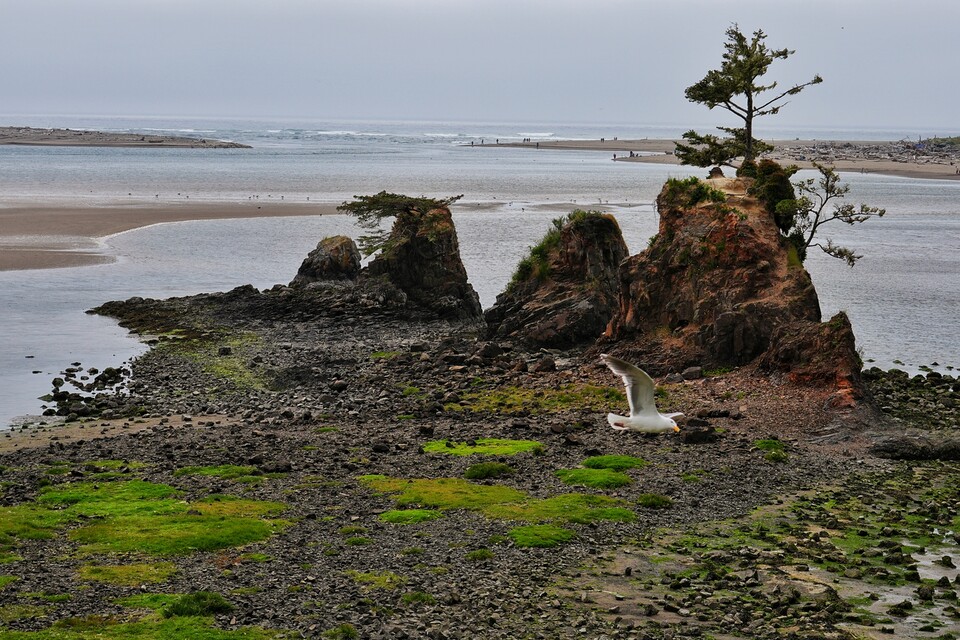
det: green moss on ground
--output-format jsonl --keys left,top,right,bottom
{"left": 463, "top": 462, "right": 515, "bottom": 479}
{"left": 378, "top": 509, "right": 443, "bottom": 525}
{"left": 555, "top": 468, "right": 632, "bottom": 489}
{"left": 581, "top": 455, "right": 648, "bottom": 471}
{"left": 636, "top": 493, "right": 674, "bottom": 509}
{"left": 509, "top": 525, "right": 575, "bottom": 548}
{"left": 2, "top": 481, "right": 288, "bottom": 558}
{"left": 450, "top": 384, "right": 624, "bottom": 415}
{"left": 360, "top": 476, "right": 525, "bottom": 510}
{"left": 485, "top": 494, "right": 635, "bottom": 524}
{"left": 345, "top": 570, "right": 406, "bottom": 591}
{"left": 360, "top": 476, "right": 635, "bottom": 538}
{"left": 0, "top": 615, "right": 290, "bottom": 639}
{"left": 174, "top": 465, "right": 286, "bottom": 484}
{"left": 422, "top": 438, "right": 543, "bottom": 456}
{"left": 78, "top": 562, "right": 178, "bottom": 586}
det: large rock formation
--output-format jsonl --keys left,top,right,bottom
{"left": 290, "top": 235, "right": 361, "bottom": 286}
{"left": 604, "top": 175, "right": 863, "bottom": 399}
{"left": 484, "top": 211, "right": 628, "bottom": 348}
{"left": 363, "top": 205, "right": 482, "bottom": 320}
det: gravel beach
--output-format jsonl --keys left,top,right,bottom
{"left": 2, "top": 280, "right": 957, "bottom": 639}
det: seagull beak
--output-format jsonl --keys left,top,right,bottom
{"left": 673, "top": 425, "right": 680, "bottom": 432}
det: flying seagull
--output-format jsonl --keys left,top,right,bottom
{"left": 600, "top": 354, "right": 682, "bottom": 433}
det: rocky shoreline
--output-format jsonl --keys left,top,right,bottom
{"left": 1, "top": 281, "right": 957, "bottom": 638}
{"left": 2, "top": 191, "right": 959, "bottom": 639}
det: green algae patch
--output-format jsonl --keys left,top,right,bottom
{"left": 453, "top": 384, "right": 624, "bottom": 414}
{"left": 163, "top": 331, "right": 267, "bottom": 392}
{"left": 4, "top": 480, "right": 288, "bottom": 558}
{"left": 0, "top": 505, "right": 71, "bottom": 561}
{"left": 509, "top": 524, "right": 575, "bottom": 548}
{"left": 0, "top": 615, "right": 291, "bottom": 639}
{"left": 361, "top": 476, "right": 525, "bottom": 510}
{"left": 401, "top": 591, "right": 436, "bottom": 606}
{"left": 484, "top": 493, "right": 635, "bottom": 524}
{"left": 637, "top": 493, "right": 674, "bottom": 509}
{"left": 162, "top": 591, "right": 233, "bottom": 618}
{"left": 1, "top": 604, "right": 51, "bottom": 625}
{"left": 114, "top": 593, "right": 180, "bottom": 611}
{"left": 322, "top": 623, "right": 360, "bottom": 639}
{"left": 576, "top": 461, "right": 960, "bottom": 639}
{"left": 362, "top": 476, "right": 634, "bottom": 533}
{"left": 191, "top": 496, "right": 286, "bottom": 518}
{"left": 38, "top": 480, "right": 182, "bottom": 516}
{"left": 70, "top": 511, "right": 287, "bottom": 556}
{"left": 174, "top": 465, "right": 284, "bottom": 484}
{"left": 345, "top": 570, "right": 406, "bottom": 591}
{"left": 753, "top": 438, "right": 789, "bottom": 462}
{"left": 465, "top": 548, "right": 494, "bottom": 561}
{"left": 378, "top": 509, "right": 443, "bottom": 525}
{"left": 78, "top": 562, "right": 177, "bottom": 586}
{"left": 581, "top": 455, "right": 649, "bottom": 471}
{"left": 555, "top": 468, "right": 632, "bottom": 489}
{"left": 0, "top": 575, "right": 18, "bottom": 589}
{"left": 422, "top": 438, "right": 543, "bottom": 456}
{"left": 464, "top": 462, "right": 515, "bottom": 480}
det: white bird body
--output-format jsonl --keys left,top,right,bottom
{"left": 600, "top": 354, "right": 682, "bottom": 433}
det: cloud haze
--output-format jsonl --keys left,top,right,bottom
{"left": 3, "top": 0, "right": 957, "bottom": 131}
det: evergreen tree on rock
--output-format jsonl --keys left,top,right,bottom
{"left": 675, "top": 25, "right": 822, "bottom": 168}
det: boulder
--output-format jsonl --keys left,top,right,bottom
{"left": 484, "top": 211, "right": 628, "bottom": 348}
{"left": 290, "top": 235, "right": 361, "bottom": 286}
{"left": 363, "top": 206, "right": 482, "bottom": 320}
{"left": 604, "top": 176, "right": 863, "bottom": 399}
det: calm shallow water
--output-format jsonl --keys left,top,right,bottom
{"left": 1, "top": 118, "right": 958, "bottom": 427}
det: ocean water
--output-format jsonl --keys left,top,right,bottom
{"left": 1, "top": 116, "right": 958, "bottom": 428}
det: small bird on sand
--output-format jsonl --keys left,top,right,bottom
{"left": 600, "top": 354, "right": 682, "bottom": 433}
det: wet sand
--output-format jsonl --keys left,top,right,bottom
{"left": 0, "top": 202, "right": 339, "bottom": 271}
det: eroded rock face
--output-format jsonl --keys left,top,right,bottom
{"left": 484, "top": 212, "right": 628, "bottom": 348}
{"left": 363, "top": 207, "right": 482, "bottom": 320}
{"left": 758, "top": 311, "right": 864, "bottom": 406}
{"left": 290, "top": 235, "right": 361, "bottom": 286}
{"left": 605, "top": 177, "right": 862, "bottom": 398}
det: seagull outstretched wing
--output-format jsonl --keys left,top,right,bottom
{"left": 600, "top": 354, "right": 657, "bottom": 418}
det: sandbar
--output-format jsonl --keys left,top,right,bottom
{"left": 486, "top": 138, "right": 960, "bottom": 181}
{"left": 0, "top": 126, "right": 250, "bottom": 148}
{"left": 0, "top": 202, "right": 339, "bottom": 271}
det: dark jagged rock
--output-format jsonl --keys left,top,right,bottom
{"left": 758, "top": 311, "right": 864, "bottom": 407}
{"left": 871, "top": 433, "right": 960, "bottom": 460}
{"left": 603, "top": 176, "right": 863, "bottom": 400}
{"left": 290, "top": 235, "right": 361, "bottom": 286}
{"left": 484, "top": 211, "right": 628, "bottom": 348}
{"left": 363, "top": 206, "right": 482, "bottom": 320}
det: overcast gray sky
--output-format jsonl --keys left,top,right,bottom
{"left": 2, "top": 0, "right": 957, "bottom": 131}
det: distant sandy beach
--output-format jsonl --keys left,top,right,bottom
{"left": 0, "top": 202, "right": 338, "bottom": 271}
{"left": 488, "top": 138, "right": 960, "bottom": 181}
{"left": 0, "top": 126, "right": 249, "bottom": 149}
